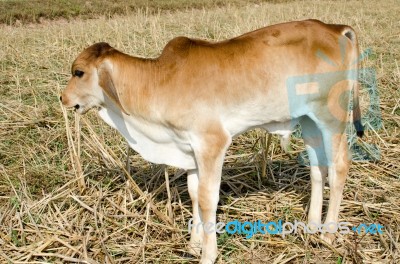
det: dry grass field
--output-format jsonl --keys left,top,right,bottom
{"left": 0, "top": 0, "right": 399, "bottom": 263}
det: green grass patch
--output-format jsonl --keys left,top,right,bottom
{"left": 0, "top": 0, "right": 292, "bottom": 25}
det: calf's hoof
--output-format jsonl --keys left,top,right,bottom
{"left": 320, "top": 232, "right": 335, "bottom": 244}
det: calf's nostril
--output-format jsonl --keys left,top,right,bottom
{"left": 74, "top": 104, "right": 80, "bottom": 110}
{"left": 59, "top": 96, "right": 62, "bottom": 101}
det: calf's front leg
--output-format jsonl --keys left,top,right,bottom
{"left": 187, "top": 169, "right": 203, "bottom": 256}
{"left": 190, "top": 129, "right": 231, "bottom": 264}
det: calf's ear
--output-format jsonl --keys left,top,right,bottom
{"left": 98, "top": 65, "right": 129, "bottom": 115}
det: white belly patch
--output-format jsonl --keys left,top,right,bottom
{"left": 97, "top": 108, "right": 197, "bottom": 169}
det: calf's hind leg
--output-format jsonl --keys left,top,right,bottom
{"left": 321, "top": 133, "right": 350, "bottom": 243}
{"left": 300, "top": 117, "right": 328, "bottom": 229}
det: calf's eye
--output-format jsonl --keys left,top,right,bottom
{"left": 74, "top": 70, "right": 84, "bottom": 78}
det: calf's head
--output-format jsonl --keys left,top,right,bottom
{"left": 60, "top": 42, "right": 127, "bottom": 114}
